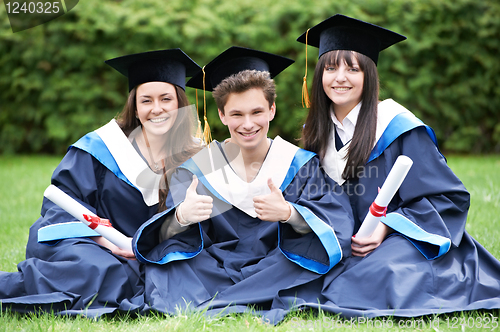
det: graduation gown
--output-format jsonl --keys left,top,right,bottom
{"left": 133, "top": 137, "right": 354, "bottom": 320}
{"left": 265, "top": 99, "right": 500, "bottom": 321}
{"left": 0, "top": 120, "right": 161, "bottom": 316}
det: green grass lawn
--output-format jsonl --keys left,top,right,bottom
{"left": 0, "top": 154, "right": 499, "bottom": 331}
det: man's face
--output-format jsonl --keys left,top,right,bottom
{"left": 218, "top": 87, "right": 275, "bottom": 154}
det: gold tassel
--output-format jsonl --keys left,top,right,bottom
{"left": 302, "top": 76, "right": 310, "bottom": 109}
{"left": 302, "top": 28, "right": 311, "bottom": 109}
{"left": 203, "top": 115, "right": 212, "bottom": 145}
{"left": 201, "top": 66, "right": 213, "bottom": 145}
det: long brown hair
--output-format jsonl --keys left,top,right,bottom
{"left": 302, "top": 50, "right": 379, "bottom": 180}
{"left": 116, "top": 84, "right": 202, "bottom": 211}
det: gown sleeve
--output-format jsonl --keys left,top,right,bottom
{"left": 36, "top": 147, "right": 105, "bottom": 244}
{"left": 278, "top": 156, "right": 354, "bottom": 274}
{"left": 380, "top": 127, "right": 470, "bottom": 259}
{"left": 132, "top": 167, "right": 205, "bottom": 264}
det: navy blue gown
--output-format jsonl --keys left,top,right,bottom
{"left": 0, "top": 120, "right": 160, "bottom": 316}
{"left": 133, "top": 137, "right": 354, "bottom": 321}
{"left": 265, "top": 99, "right": 500, "bottom": 321}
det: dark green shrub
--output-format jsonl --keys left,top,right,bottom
{"left": 1, "top": 0, "right": 498, "bottom": 154}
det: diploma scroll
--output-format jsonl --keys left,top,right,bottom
{"left": 355, "top": 155, "right": 413, "bottom": 238}
{"left": 43, "top": 184, "right": 133, "bottom": 251}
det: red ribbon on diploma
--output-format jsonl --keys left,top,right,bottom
{"left": 369, "top": 202, "right": 387, "bottom": 218}
{"left": 83, "top": 214, "right": 112, "bottom": 230}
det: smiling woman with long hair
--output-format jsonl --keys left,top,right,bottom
{"left": 295, "top": 13, "right": 500, "bottom": 319}
{"left": 117, "top": 82, "right": 201, "bottom": 211}
{"left": 0, "top": 49, "right": 201, "bottom": 316}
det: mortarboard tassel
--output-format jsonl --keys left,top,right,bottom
{"left": 302, "top": 28, "right": 311, "bottom": 108}
{"left": 202, "top": 66, "right": 213, "bottom": 145}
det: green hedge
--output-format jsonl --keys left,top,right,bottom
{"left": 1, "top": 0, "right": 499, "bottom": 154}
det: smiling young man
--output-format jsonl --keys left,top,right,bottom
{"left": 214, "top": 72, "right": 276, "bottom": 183}
{"left": 131, "top": 47, "right": 354, "bottom": 323}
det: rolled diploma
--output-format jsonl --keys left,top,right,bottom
{"left": 43, "top": 184, "right": 132, "bottom": 251}
{"left": 355, "top": 155, "right": 413, "bottom": 238}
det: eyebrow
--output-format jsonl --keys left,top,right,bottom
{"left": 325, "top": 60, "right": 359, "bottom": 67}
{"left": 138, "top": 93, "right": 173, "bottom": 98}
{"left": 227, "top": 106, "right": 266, "bottom": 115}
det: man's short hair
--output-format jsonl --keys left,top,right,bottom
{"left": 212, "top": 70, "right": 276, "bottom": 114}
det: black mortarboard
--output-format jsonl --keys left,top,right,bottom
{"left": 297, "top": 14, "right": 406, "bottom": 65}
{"left": 105, "top": 49, "right": 200, "bottom": 91}
{"left": 186, "top": 46, "right": 294, "bottom": 91}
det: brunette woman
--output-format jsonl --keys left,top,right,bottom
{"left": 285, "top": 14, "right": 500, "bottom": 318}
{"left": 0, "top": 49, "right": 200, "bottom": 316}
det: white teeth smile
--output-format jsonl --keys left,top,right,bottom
{"left": 149, "top": 117, "right": 168, "bottom": 123}
{"left": 334, "top": 87, "right": 351, "bottom": 91}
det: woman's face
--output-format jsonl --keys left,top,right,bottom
{"left": 322, "top": 54, "right": 364, "bottom": 116}
{"left": 136, "top": 82, "right": 179, "bottom": 137}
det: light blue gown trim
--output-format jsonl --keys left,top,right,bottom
{"left": 133, "top": 202, "right": 204, "bottom": 264}
{"left": 38, "top": 222, "right": 100, "bottom": 244}
{"left": 382, "top": 212, "right": 451, "bottom": 259}
{"left": 71, "top": 132, "right": 136, "bottom": 189}
{"left": 369, "top": 112, "right": 439, "bottom": 163}
{"left": 179, "top": 158, "right": 230, "bottom": 205}
{"left": 37, "top": 133, "right": 138, "bottom": 243}
{"left": 279, "top": 203, "right": 342, "bottom": 275}
{"left": 280, "top": 149, "right": 316, "bottom": 191}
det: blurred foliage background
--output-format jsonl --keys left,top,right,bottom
{"left": 1, "top": 0, "right": 499, "bottom": 154}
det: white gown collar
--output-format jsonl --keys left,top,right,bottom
{"left": 95, "top": 120, "right": 162, "bottom": 206}
{"left": 195, "top": 136, "right": 299, "bottom": 217}
{"left": 322, "top": 99, "right": 412, "bottom": 185}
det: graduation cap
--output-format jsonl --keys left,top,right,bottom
{"left": 186, "top": 46, "right": 294, "bottom": 145}
{"left": 296, "top": 14, "right": 407, "bottom": 65}
{"left": 105, "top": 48, "right": 200, "bottom": 91}
{"left": 186, "top": 46, "right": 294, "bottom": 92}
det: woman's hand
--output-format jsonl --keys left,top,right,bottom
{"left": 351, "top": 221, "right": 394, "bottom": 257}
{"left": 253, "top": 178, "right": 291, "bottom": 222}
{"left": 177, "top": 175, "right": 213, "bottom": 225}
{"left": 90, "top": 236, "right": 136, "bottom": 260}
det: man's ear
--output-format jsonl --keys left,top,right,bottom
{"left": 269, "top": 102, "right": 276, "bottom": 121}
{"left": 218, "top": 109, "right": 227, "bottom": 125}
